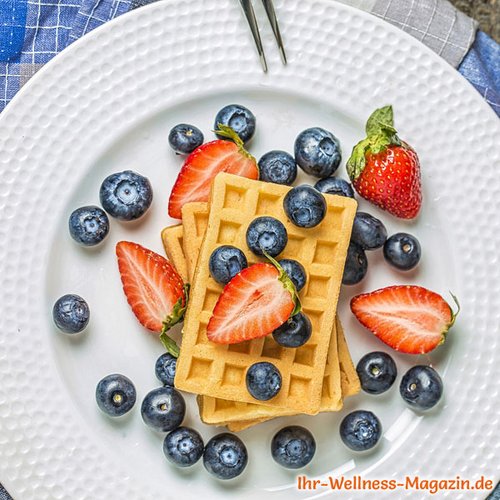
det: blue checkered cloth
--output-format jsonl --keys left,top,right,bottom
{"left": 0, "top": 0, "right": 139, "bottom": 110}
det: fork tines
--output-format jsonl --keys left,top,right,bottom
{"left": 239, "top": 0, "right": 287, "bottom": 72}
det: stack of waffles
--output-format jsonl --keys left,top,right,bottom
{"left": 161, "top": 172, "right": 360, "bottom": 431}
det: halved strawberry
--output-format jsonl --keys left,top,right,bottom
{"left": 350, "top": 285, "right": 459, "bottom": 354}
{"left": 116, "top": 241, "right": 188, "bottom": 355}
{"left": 168, "top": 125, "right": 258, "bottom": 219}
{"left": 207, "top": 262, "right": 300, "bottom": 344}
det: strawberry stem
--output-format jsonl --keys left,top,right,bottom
{"left": 346, "top": 105, "right": 402, "bottom": 181}
{"left": 262, "top": 250, "right": 302, "bottom": 316}
{"left": 365, "top": 105, "right": 394, "bottom": 137}
{"left": 213, "top": 124, "right": 256, "bottom": 163}
{"left": 448, "top": 292, "right": 461, "bottom": 327}
{"left": 159, "top": 284, "right": 190, "bottom": 358}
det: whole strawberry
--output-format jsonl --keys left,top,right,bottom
{"left": 347, "top": 106, "right": 422, "bottom": 219}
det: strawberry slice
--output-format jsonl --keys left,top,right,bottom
{"left": 350, "top": 285, "right": 459, "bottom": 354}
{"left": 207, "top": 262, "right": 300, "bottom": 344}
{"left": 116, "top": 241, "right": 188, "bottom": 355}
{"left": 168, "top": 125, "right": 258, "bottom": 219}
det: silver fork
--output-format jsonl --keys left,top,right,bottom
{"left": 239, "top": 0, "right": 287, "bottom": 73}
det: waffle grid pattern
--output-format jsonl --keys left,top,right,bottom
{"left": 222, "top": 318, "right": 360, "bottom": 431}
{"left": 175, "top": 202, "right": 360, "bottom": 425}
{"left": 174, "top": 173, "right": 357, "bottom": 413}
{"left": 199, "top": 319, "right": 341, "bottom": 424}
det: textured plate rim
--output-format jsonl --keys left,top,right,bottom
{"left": 0, "top": 0, "right": 498, "bottom": 499}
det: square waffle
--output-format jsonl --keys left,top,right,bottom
{"left": 174, "top": 173, "right": 357, "bottom": 413}
{"left": 174, "top": 205, "right": 356, "bottom": 423}
{"left": 225, "top": 317, "right": 361, "bottom": 431}
{"left": 161, "top": 224, "right": 189, "bottom": 282}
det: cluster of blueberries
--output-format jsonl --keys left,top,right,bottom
{"left": 92, "top": 349, "right": 443, "bottom": 478}
{"left": 344, "top": 211, "right": 421, "bottom": 286}
{"left": 94, "top": 355, "right": 247, "bottom": 479}
{"left": 70, "top": 169, "right": 154, "bottom": 247}
{"left": 94, "top": 354, "right": 321, "bottom": 477}
{"left": 52, "top": 167, "right": 156, "bottom": 335}
{"left": 344, "top": 352, "right": 444, "bottom": 452}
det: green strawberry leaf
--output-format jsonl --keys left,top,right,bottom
{"left": 162, "top": 284, "right": 190, "bottom": 332}
{"left": 366, "top": 105, "right": 394, "bottom": 137}
{"left": 347, "top": 105, "right": 401, "bottom": 181}
{"left": 369, "top": 125, "right": 401, "bottom": 154}
{"left": 213, "top": 124, "right": 256, "bottom": 163}
{"left": 159, "top": 331, "right": 180, "bottom": 358}
{"left": 159, "top": 284, "right": 190, "bottom": 358}
{"left": 346, "top": 138, "right": 370, "bottom": 181}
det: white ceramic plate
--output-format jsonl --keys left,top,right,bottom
{"left": 0, "top": 0, "right": 499, "bottom": 498}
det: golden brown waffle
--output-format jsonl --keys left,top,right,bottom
{"left": 175, "top": 173, "right": 357, "bottom": 414}
{"left": 224, "top": 319, "right": 360, "bottom": 431}
{"left": 226, "top": 419, "right": 267, "bottom": 432}
{"left": 183, "top": 202, "right": 342, "bottom": 423}
{"left": 181, "top": 202, "right": 210, "bottom": 282}
{"left": 161, "top": 225, "right": 189, "bottom": 282}
{"left": 337, "top": 317, "right": 361, "bottom": 397}
{"left": 200, "top": 320, "right": 340, "bottom": 424}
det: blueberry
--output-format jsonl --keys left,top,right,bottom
{"left": 351, "top": 212, "right": 387, "bottom": 250}
{"left": 283, "top": 185, "right": 327, "bottom": 228}
{"left": 356, "top": 352, "right": 397, "bottom": 395}
{"left": 271, "top": 425, "right": 316, "bottom": 469}
{"left": 246, "top": 216, "right": 287, "bottom": 257}
{"left": 68, "top": 205, "right": 109, "bottom": 246}
{"left": 278, "top": 259, "right": 307, "bottom": 292}
{"left": 163, "top": 426, "right": 204, "bottom": 467}
{"left": 400, "top": 365, "right": 443, "bottom": 410}
{"left": 272, "top": 313, "right": 312, "bottom": 348}
{"left": 99, "top": 170, "right": 153, "bottom": 221}
{"left": 214, "top": 104, "right": 256, "bottom": 143}
{"left": 96, "top": 374, "right": 136, "bottom": 417}
{"left": 342, "top": 241, "right": 368, "bottom": 285}
{"left": 155, "top": 352, "right": 177, "bottom": 386}
{"left": 168, "top": 123, "right": 204, "bottom": 155}
{"left": 52, "top": 294, "right": 90, "bottom": 334}
{"left": 258, "top": 150, "right": 297, "bottom": 186}
{"left": 203, "top": 433, "right": 248, "bottom": 480}
{"left": 246, "top": 362, "right": 282, "bottom": 401}
{"left": 209, "top": 245, "right": 248, "bottom": 285}
{"left": 141, "top": 386, "right": 186, "bottom": 432}
{"left": 340, "top": 410, "right": 382, "bottom": 452}
{"left": 314, "top": 177, "right": 355, "bottom": 198}
{"left": 294, "top": 127, "right": 341, "bottom": 178}
{"left": 383, "top": 233, "right": 421, "bottom": 271}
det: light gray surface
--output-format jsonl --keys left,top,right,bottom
{"left": 372, "top": 0, "right": 477, "bottom": 66}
